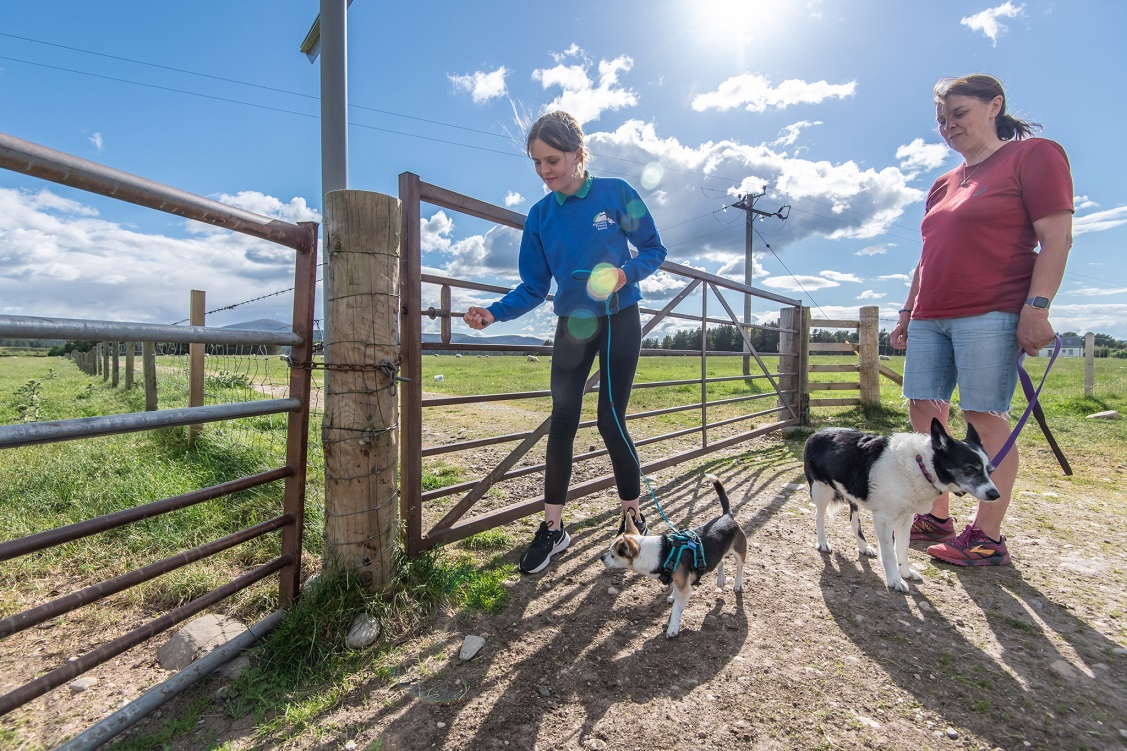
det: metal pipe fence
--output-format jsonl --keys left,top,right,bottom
{"left": 0, "top": 132, "right": 318, "bottom": 734}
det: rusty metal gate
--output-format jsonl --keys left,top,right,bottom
{"left": 0, "top": 132, "right": 317, "bottom": 731}
{"left": 398, "top": 172, "right": 807, "bottom": 555}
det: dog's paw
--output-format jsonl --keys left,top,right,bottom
{"left": 815, "top": 542, "right": 833, "bottom": 554}
{"left": 666, "top": 594, "right": 675, "bottom": 604}
{"left": 665, "top": 627, "right": 680, "bottom": 639}
{"left": 858, "top": 545, "right": 878, "bottom": 558}
{"left": 733, "top": 579, "right": 743, "bottom": 593}
{"left": 903, "top": 567, "right": 924, "bottom": 582}
{"left": 887, "top": 579, "right": 912, "bottom": 594}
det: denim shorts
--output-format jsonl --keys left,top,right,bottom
{"left": 902, "top": 312, "right": 1020, "bottom": 413}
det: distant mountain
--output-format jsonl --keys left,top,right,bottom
{"left": 422, "top": 332, "right": 545, "bottom": 347}
{"left": 222, "top": 320, "right": 542, "bottom": 347}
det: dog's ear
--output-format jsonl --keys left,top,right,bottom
{"left": 964, "top": 421, "right": 983, "bottom": 448}
{"left": 624, "top": 510, "right": 639, "bottom": 535}
{"left": 930, "top": 417, "right": 950, "bottom": 450}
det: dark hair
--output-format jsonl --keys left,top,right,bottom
{"left": 934, "top": 74, "right": 1041, "bottom": 141}
{"left": 526, "top": 111, "right": 586, "bottom": 162}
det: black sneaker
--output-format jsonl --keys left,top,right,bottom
{"left": 616, "top": 509, "right": 649, "bottom": 536}
{"left": 518, "top": 521, "right": 570, "bottom": 574}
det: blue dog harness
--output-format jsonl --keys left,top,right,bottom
{"left": 659, "top": 529, "right": 707, "bottom": 585}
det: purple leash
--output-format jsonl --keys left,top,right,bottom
{"left": 992, "top": 334, "right": 1071, "bottom": 475}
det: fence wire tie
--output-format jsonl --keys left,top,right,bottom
{"left": 285, "top": 356, "right": 408, "bottom": 393}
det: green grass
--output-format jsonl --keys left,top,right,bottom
{"left": 3, "top": 350, "right": 1126, "bottom": 746}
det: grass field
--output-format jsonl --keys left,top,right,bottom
{"left": 1, "top": 351, "right": 1125, "bottom": 748}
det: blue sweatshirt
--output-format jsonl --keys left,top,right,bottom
{"left": 487, "top": 175, "right": 667, "bottom": 321}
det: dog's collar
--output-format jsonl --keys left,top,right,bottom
{"left": 915, "top": 454, "right": 938, "bottom": 487}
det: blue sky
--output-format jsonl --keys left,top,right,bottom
{"left": 1, "top": 1, "right": 1125, "bottom": 342}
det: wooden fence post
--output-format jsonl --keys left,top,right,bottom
{"left": 142, "top": 342, "right": 158, "bottom": 411}
{"left": 858, "top": 305, "right": 879, "bottom": 406}
{"left": 111, "top": 342, "right": 120, "bottom": 388}
{"left": 125, "top": 343, "right": 135, "bottom": 390}
{"left": 188, "top": 291, "right": 205, "bottom": 445}
{"left": 322, "top": 190, "right": 401, "bottom": 592}
{"left": 102, "top": 341, "right": 109, "bottom": 381}
{"left": 779, "top": 306, "right": 810, "bottom": 425}
{"left": 1085, "top": 332, "right": 1095, "bottom": 397}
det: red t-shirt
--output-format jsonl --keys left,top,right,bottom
{"left": 915, "top": 138, "right": 1073, "bottom": 319}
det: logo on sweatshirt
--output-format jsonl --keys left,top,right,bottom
{"left": 592, "top": 211, "right": 616, "bottom": 231}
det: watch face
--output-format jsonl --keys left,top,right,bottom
{"left": 1028, "top": 296, "right": 1050, "bottom": 309}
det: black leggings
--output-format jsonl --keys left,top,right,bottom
{"left": 544, "top": 304, "right": 641, "bottom": 506}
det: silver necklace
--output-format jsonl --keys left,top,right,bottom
{"left": 960, "top": 161, "right": 984, "bottom": 187}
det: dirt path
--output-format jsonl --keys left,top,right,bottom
{"left": 6, "top": 434, "right": 1126, "bottom": 751}
{"left": 218, "top": 438, "right": 1127, "bottom": 750}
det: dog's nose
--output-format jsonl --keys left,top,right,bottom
{"left": 986, "top": 489, "right": 1000, "bottom": 501}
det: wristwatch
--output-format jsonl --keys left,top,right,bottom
{"left": 1025, "top": 296, "right": 1051, "bottom": 310}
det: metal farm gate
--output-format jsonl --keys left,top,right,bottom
{"left": 397, "top": 173, "right": 808, "bottom": 555}
{"left": 0, "top": 132, "right": 317, "bottom": 744}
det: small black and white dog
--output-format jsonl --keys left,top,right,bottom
{"left": 803, "top": 417, "right": 999, "bottom": 592}
{"left": 600, "top": 475, "right": 746, "bottom": 638}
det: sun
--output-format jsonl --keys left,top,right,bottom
{"left": 680, "top": 0, "right": 786, "bottom": 51}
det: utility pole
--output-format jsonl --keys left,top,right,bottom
{"left": 730, "top": 190, "right": 785, "bottom": 374}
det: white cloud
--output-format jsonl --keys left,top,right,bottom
{"left": 857, "top": 289, "right": 885, "bottom": 300}
{"left": 878, "top": 273, "right": 912, "bottom": 281}
{"left": 1074, "top": 205, "right": 1127, "bottom": 235}
{"left": 760, "top": 274, "right": 839, "bottom": 292}
{"left": 89, "top": 132, "right": 104, "bottom": 153}
{"left": 430, "top": 119, "right": 926, "bottom": 337}
{"left": 1074, "top": 195, "right": 1099, "bottom": 211}
{"left": 1047, "top": 303, "right": 1127, "bottom": 339}
{"left": 0, "top": 187, "right": 320, "bottom": 323}
{"left": 449, "top": 67, "right": 508, "bottom": 104}
{"left": 896, "top": 138, "right": 950, "bottom": 174}
{"left": 532, "top": 48, "right": 638, "bottom": 125}
{"left": 855, "top": 244, "right": 889, "bottom": 256}
{"left": 772, "top": 121, "right": 822, "bottom": 148}
{"left": 420, "top": 210, "right": 455, "bottom": 252}
{"left": 961, "top": 2, "right": 1025, "bottom": 46}
{"left": 1070, "top": 286, "right": 1127, "bottom": 297}
{"left": 504, "top": 191, "right": 524, "bottom": 207}
{"left": 691, "top": 74, "right": 855, "bottom": 113}
{"left": 820, "top": 270, "right": 862, "bottom": 283}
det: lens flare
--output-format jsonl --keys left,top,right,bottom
{"left": 566, "top": 310, "right": 598, "bottom": 341}
{"left": 586, "top": 263, "right": 619, "bottom": 302}
{"left": 640, "top": 161, "right": 664, "bottom": 190}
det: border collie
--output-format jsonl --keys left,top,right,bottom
{"left": 803, "top": 418, "right": 998, "bottom": 592}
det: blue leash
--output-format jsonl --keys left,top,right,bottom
{"left": 572, "top": 268, "right": 686, "bottom": 538}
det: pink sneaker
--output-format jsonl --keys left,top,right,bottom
{"left": 910, "top": 513, "right": 956, "bottom": 542}
{"left": 927, "top": 524, "right": 1011, "bottom": 567}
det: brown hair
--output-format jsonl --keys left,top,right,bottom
{"left": 934, "top": 74, "right": 1041, "bottom": 141}
{"left": 526, "top": 111, "right": 587, "bottom": 165}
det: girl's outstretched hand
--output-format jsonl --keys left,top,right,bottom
{"left": 463, "top": 306, "right": 495, "bottom": 331}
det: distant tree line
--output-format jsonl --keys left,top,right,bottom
{"left": 642, "top": 323, "right": 781, "bottom": 353}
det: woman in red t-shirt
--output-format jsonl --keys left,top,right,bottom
{"left": 890, "top": 74, "right": 1073, "bottom": 567}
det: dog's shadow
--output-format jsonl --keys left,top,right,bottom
{"left": 817, "top": 553, "right": 1127, "bottom": 750}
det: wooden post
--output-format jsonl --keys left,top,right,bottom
{"left": 102, "top": 341, "right": 109, "bottom": 381}
{"left": 1084, "top": 332, "right": 1095, "bottom": 397}
{"left": 142, "top": 342, "right": 158, "bottom": 411}
{"left": 188, "top": 290, "right": 205, "bottom": 445}
{"left": 111, "top": 342, "right": 120, "bottom": 388}
{"left": 779, "top": 306, "right": 810, "bottom": 424}
{"left": 322, "top": 190, "right": 401, "bottom": 592}
{"left": 858, "top": 306, "right": 879, "bottom": 407}
{"left": 125, "top": 343, "right": 135, "bottom": 390}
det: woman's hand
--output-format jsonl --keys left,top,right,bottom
{"left": 613, "top": 268, "right": 627, "bottom": 293}
{"left": 463, "top": 306, "right": 495, "bottom": 331}
{"left": 890, "top": 314, "right": 910, "bottom": 351}
{"left": 1017, "top": 306, "right": 1054, "bottom": 356}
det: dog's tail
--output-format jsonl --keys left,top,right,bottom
{"left": 704, "top": 474, "right": 731, "bottom": 516}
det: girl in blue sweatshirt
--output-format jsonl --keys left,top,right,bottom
{"left": 464, "top": 111, "right": 667, "bottom": 574}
